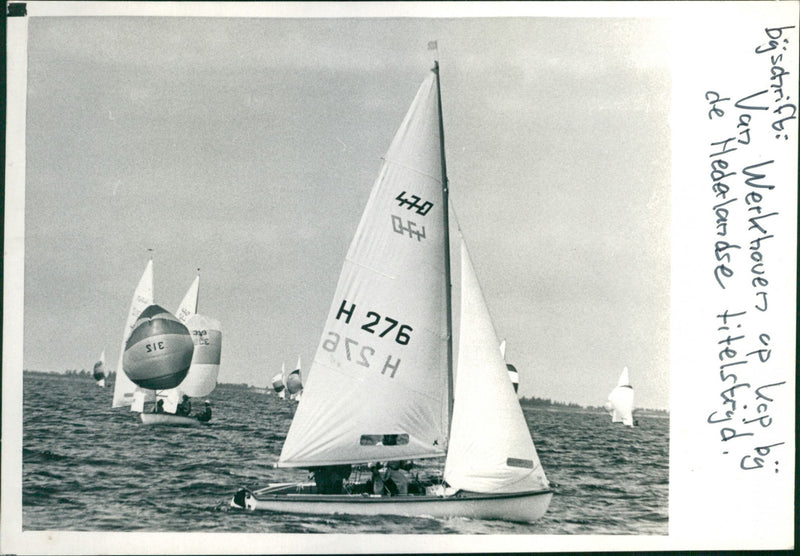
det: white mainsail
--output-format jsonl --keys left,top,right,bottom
{"left": 444, "top": 240, "right": 549, "bottom": 493}
{"left": 112, "top": 260, "right": 154, "bottom": 408}
{"left": 278, "top": 73, "right": 449, "bottom": 467}
{"left": 131, "top": 389, "right": 155, "bottom": 412}
{"left": 607, "top": 366, "right": 634, "bottom": 426}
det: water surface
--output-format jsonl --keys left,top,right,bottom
{"left": 23, "top": 374, "right": 668, "bottom": 534}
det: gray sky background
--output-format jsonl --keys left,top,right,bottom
{"left": 22, "top": 16, "right": 671, "bottom": 409}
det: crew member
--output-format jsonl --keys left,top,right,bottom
{"left": 311, "top": 464, "right": 352, "bottom": 494}
{"left": 176, "top": 395, "right": 192, "bottom": 416}
{"left": 196, "top": 400, "right": 212, "bottom": 422}
{"left": 382, "top": 461, "right": 409, "bottom": 495}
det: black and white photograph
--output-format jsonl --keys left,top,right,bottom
{"left": 2, "top": 1, "right": 796, "bottom": 553}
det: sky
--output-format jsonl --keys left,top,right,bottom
{"left": 20, "top": 14, "right": 671, "bottom": 409}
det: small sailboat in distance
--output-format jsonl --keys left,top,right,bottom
{"left": 506, "top": 363, "right": 520, "bottom": 394}
{"left": 607, "top": 366, "right": 635, "bottom": 427}
{"left": 271, "top": 364, "right": 287, "bottom": 399}
{"left": 230, "top": 60, "right": 552, "bottom": 522}
{"left": 93, "top": 350, "right": 107, "bottom": 387}
{"left": 499, "top": 340, "right": 520, "bottom": 394}
{"left": 285, "top": 356, "right": 303, "bottom": 401}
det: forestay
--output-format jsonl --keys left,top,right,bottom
{"left": 112, "top": 260, "right": 154, "bottom": 408}
{"left": 444, "top": 240, "right": 549, "bottom": 493}
{"left": 278, "top": 73, "right": 449, "bottom": 467}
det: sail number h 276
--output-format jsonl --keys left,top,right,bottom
{"left": 334, "top": 299, "right": 413, "bottom": 345}
{"left": 320, "top": 299, "right": 411, "bottom": 379}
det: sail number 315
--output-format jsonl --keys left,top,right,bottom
{"left": 335, "top": 299, "right": 412, "bottom": 345}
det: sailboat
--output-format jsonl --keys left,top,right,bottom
{"left": 93, "top": 350, "right": 107, "bottom": 388}
{"left": 230, "top": 63, "right": 552, "bottom": 522}
{"left": 285, "top": 356, "right": 303, "bottom": 401}
{"left": 606, "top": 366, "right": 635, "bottom": 426}
{"left": 499, "top": 340, "right": 520, "bottom": 393}
{"left": 140, "top": 272, "right": 223, "bottom": 426}
{"left": 271, "top": 364, "right": 287, "bottom": 399}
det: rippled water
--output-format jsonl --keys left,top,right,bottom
{"left": 23, "top": 373, "right": 668, "bottom": 534}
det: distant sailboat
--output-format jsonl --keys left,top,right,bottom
{"left": 231, "top": 62, "right": 552, "bottom": 522}
{"left": 141, "top": 272, "right": 223, "bottom": 426}
{"left": 271, "top": 364, "right": 287, "bottom": 399}
{"left": 606, "top": 366, "right": 635, "bottom": 427}
{"left": 506, "top": 363, "right": 520, "bottom": 394}
{"left": 111, "top": 262, "right": 220, "bottom": 426}
{"left": 499, "top": 340, "right": 520, "bottom": 394}
{"left": 285, "top": 356, "right": 303, "bottom": 401}
{"left": 93, "top": 350, "right": 107, "bottom": 388}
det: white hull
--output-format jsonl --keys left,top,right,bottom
{"left": 231, "top": 483, "right": 553, "bottom": 523}
{"left": 139, "top": 413, "right": 201, "bottom": 426}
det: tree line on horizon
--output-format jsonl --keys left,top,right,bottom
{"left": 23, "top": 370, "right": 668, "bottom": 412}
{"left": 519, "top": 395, "right": 668, "bottom": 413}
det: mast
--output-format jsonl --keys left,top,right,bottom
{"left": 195, "top": 268, "right": 200, "bottom": 314}
{"left": 433, "top": 60, "right": 455, "bottom": 438}
{"left": 148, "top": 248, "right": 154, "bottom": 300}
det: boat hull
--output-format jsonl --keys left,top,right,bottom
{"left": 139, "top": 413, "right": 201, "bottom": 426}
{"left": 231, "top": 483, "right": 553, "bottom": 523}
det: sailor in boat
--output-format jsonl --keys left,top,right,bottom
{"left": 310, "top": 464, "right": 352, "bottom": 494}
{"left": 367, "top": 464, "right": 385, "bottom": 495}
{"left": 363, "top": 461, "right": 412, "bottom": 495}
{"left": 382, "top": 461, "right": 410, "bottom": 495}
{"left": 196, "top": 400, "right": 212, "bottom": 422}
{"left": 176, "top": 395, "right": 192, "bottom": 416}
{"left": 153, "top": 399, "right": 165, "bottom": 414}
